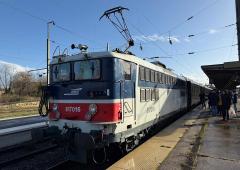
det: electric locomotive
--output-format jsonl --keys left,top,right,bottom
{"left": 38, "top": 48, "right": 210, "bottom": 164}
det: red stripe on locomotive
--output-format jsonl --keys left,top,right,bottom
{"left": 49, "top": 103, "right": 121, "bottom": 122}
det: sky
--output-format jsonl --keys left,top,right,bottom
{"left": 0, "top": 0, "right": 237, "bottom": 84}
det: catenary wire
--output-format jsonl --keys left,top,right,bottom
{"left": 0, "top": 0, "right": 105, "bottom": 48}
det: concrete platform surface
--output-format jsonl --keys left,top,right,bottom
{"left": 108, "top": 106, "right": 240, "bottom": 170}
{"left": 108, "top": 107, "right": 202, "bottom": 170}
{"left": 196, "top": 117, "right": 240, "bottom": 170}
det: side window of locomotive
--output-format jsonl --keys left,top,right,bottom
{"left": 121, "top": 60, "right": 131, "bottom": 80}
{"left": 52, "top": 63, "right": 70, "bottom": 82}
{"left": 151, "top": 89, "right": 155, "bottom": 101}
{"left": 150, "top": 70, "right": 154, "bottom": 82}
{"left": 145, "top": 68, "right": 150, "bottom": 81}
{"left": 162, "top": 74, "right": 165, "bottom": 84}
{"left": 154, "top": 72, "right": 158, "bottom": 83}
{"left": 159, "top": 72, "right": 162, "bottom": 83}
{"left": 166, "top": 75, "right": 168, "bottom": 84}
{"left": 155, "top": 89, "right": 159, "bottom": 100}
{"left": 140, "top": 89, "right": 146, "bottom": 102}
{"left": 74, "top": 60, "right": 100, "bottom": 80}
{"left": 146, "top": 89, "right": 151, "bottom": 101}
{"left": 139, "top": 66, "right": 145, "bottom": 81}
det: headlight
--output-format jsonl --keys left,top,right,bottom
{"left": 51, "top": 103, "right": 60, "bottom": 120}
{"left": 53, "top": 103, "right": 58, "bottom": 112}
{"left": 89, "top": 104, "right": 97, "bottom": 115}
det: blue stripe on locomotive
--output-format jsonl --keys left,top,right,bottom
{"left": 48, "top": 58, "right": 186, "bottom": 100}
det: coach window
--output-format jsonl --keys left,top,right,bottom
{"left": 154, "top": 72, "right": 158, "bottom": 83}
{"left": 155, "top": 89, "right": 159, "bottom": 100}
{"left": 121, "top": 60, "right": 131, "bottom": 80}
{"left": 162, "top": 74, "right": 165, "bottom": 84}
{"left": 140, "top": 89, "right": 146, "bottom": 102}
{"left": 150, "top": 70, "right": 154, "bottom": 82}
{"left": 151, "top": 89, "right": 155, "bottom": 101}
{"left": 159, "top": 73, "right": 162, "bottom": 83}
{"left": 170, "top": 76, "right": 173, "bottom": 85}
{"left": 146, "top": 89, "right": 151, "bottom": 101}
{"left": 140, "top": 66, "right": 145, "bottom": 81}
{"left": 173, "top": 77, "right": 176, "bottom": 84}
{"left": 145, "top": 68, "right": 150, "bottom": 81}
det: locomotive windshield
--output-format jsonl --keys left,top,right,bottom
{"left": 74, "top": 60, "right": 100, "bottom": 80}
{"left": 52, "top": 63, "right": 70, "bottom": 82}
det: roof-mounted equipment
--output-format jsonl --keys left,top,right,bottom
{"left": 100, "top": 6, "right": 134, "bottom": 53}
{"left": 71, "top": 44, "right": 88, "bottom": 53}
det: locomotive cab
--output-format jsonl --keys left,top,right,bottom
{"left": 48, "top": 52, "right": 136, "bottom": 126}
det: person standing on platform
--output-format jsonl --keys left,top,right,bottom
{"left": 222, "top": 91, "right": 227, "bottom": 120}
{"left": 199, "top": 91, "right": 206, "bottom": 109}
{"left": 232, "top": 91, "right": 238, "bottom": 113}
{"left": 211, "top": 90, "right": 218, "bottom": 116}
{"left": 217, "top": 91, "right": 223, "bottom": 116}
{"left": 222, "top": 91, "right": 231, "bottom": 120}
{"left": 208, "top": 91, "right": 212, "bottom": 111}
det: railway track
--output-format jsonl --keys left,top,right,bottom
{"left": 47, "top": 109, "right": 190, "bottom": 170}
{"left": 0, "top": 122, "right": 62, "bottom": 169}
{"left": 0, "top": 143, "right": 58, "bottom": 168}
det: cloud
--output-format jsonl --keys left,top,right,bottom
{"left": 0, "top": 60, "right": 46, "bottom": 80}
{"left": 184, "top": 73, "right": 209, "bottom": 85}
{"left": 208, "top": 29, "right": 218, "bottom": 34}
{"left": 184, "top": 38, "right": 191, "bottom": 42}
{"left": 134, "top": 34, "right": 180, "bottom": 43}
{"left": 0, "top": 60, "right": 30, "bottom": 73}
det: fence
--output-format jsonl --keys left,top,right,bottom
{"left": 0, "top": 101, "right": 39, "bottom": 119}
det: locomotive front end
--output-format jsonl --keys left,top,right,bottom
{"left": 39, "top": 52, "right": 125, "bottom": 163}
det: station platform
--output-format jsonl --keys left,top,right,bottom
{"left": 108, "top": 106, "right": 240, "bottom": 170}
{"left": 0, "top": 116, "right": 47, "bottom": 129}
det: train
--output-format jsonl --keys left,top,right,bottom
{"left": 38, "top": 49, "right": 210, "bottom": 164}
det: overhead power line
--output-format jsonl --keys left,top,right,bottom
{"left": 186, "top": 23, "right": 236, "bottom": 38}
{"left": 27, "top": 68, "right": 47, "bottom": 73}
{"left": 165, "top": 44, "right": 238, "bottom": 57}
{"left": 0, "top": 1, "right": 105, "bottom": 47}
{"left": 228, "top": 29, "right": 237, "bottom": 60}
{"left": 130, "top": 22, "right": 204, "bottom": 80}
{"left": 135, "top": 0, "right": 223, "bottom": 38}
{"left": 0, "top": 1, "right": 47, "bottom": 22}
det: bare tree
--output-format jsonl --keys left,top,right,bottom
{"left": 11, "top": 71, "right": 45, "bottom": 97}
{"left": 0, "top": 64, "right": 16, "bottom": 93}
{"left": 11, "top": 72, "right": 32, "bottom": 97}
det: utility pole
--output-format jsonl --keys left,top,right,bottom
{"left": 236, "top": 0, "right": 240, "bottom": 60}
{"left": 47, "top": 21, "right": 55, "bottom": 85}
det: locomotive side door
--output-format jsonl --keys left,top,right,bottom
{"left": 120, "top": 60, "right": 136, "bottom": 122}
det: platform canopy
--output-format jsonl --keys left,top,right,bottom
{"left": 201, "top": 61, "right": 240, "bottom": 90}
